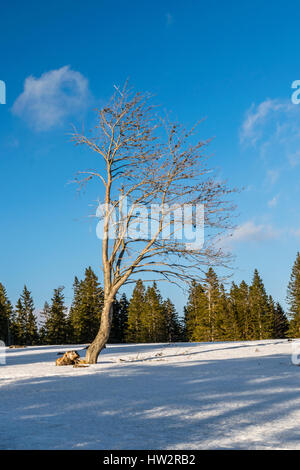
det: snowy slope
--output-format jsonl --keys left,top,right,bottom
{"left": 0, "top": 340, "right": 300, "bottom": 449}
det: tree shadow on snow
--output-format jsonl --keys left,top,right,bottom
{"left": 0, "top": 349, "right": 299, "bottom": 450}
{"left": 3, "top": 340, "right": 288, "bottom": 366}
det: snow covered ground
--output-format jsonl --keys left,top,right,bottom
{"left": 0, "top": 339, "right": 300, "bottom": 450}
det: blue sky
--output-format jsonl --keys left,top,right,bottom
{"left": 1, "top": 0, "right": 300, "bottom": 315}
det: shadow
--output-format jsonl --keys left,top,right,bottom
{"left": 4, "top": 340, "right": 289, "bottom": 366}
{"left": 4, "top": 344, "right": 90, "bottom": 366}
{"left": 0, "top": 345, "right": 299, "bottom": 450}
{"left": 105, "top": 339, "right": 289, "bottom": 364}
{"left": 4, "top": 343, "right": 176, "bottom": 366}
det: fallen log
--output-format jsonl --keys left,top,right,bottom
{"left": 55, "top": 350, "right": 88, "bottom": 366}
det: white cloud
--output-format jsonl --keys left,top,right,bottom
{"left": 240, "top": 96, "right": 300, "bottom": 192}
{"left": 240, "top": 99, "right": 292, "bottom": 145}
{"left": 232, "top": 221, "right": 279, "bottom": 242}
{"left": 220, "top": 221, "right": 281, "bottom": 249}
{"left": 12, "top": 66, "right": 90, "bottom": 131}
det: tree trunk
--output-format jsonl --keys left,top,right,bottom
{"left": 85, "top": 300, "right": 114, "bottom": 364}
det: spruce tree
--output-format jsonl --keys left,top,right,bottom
{"left": 14, "top": 286, "right": 38, "bottom": 345}
{"left": 267, "top": 296, "right": 289, "bottom": 339}
{"left": 273, "top": 302, "right": 289, "bottom": 339}
{"left": 15, "top": 298, "right": 27, "bottom": 345}
{"left": 68, "top": 276, "right": 81, "bottom": 343}
{"left": 8, "top": 309, "right": 18, "bottom": 346}
{"left": 287, "top": 252, "right": 300, "bottom": 337}
{"left": 267, "top": 296, "right": 277, "bottom": 340}
{"left": 238, "top": 280, "right": 251, "bottom": 340}
{"left": 214, "top": 284, "right": 231, "bottom": 341}
{"left": 0, "top": 283, "right": 13, "bottom": 344}
{"left": 109, "top": 299, "right": 121, "bottom": 343}
{"left": 184, "top": 281, "right": 210, "bottom": 342}
{"left": 162, "top": 298, "right": 182, "bottom": 342}
{"left": 184, "top": 270, "right": 287, "bottom": 343}
{"left": 203, "top": 268, "right": 221, "bottom": 342}
{"left": 126, "top": 280, "right": 146, "bottom": 343}
{"left": 23, "top": 288, "right": 38, "bottom": 345}
{"left": 39, "top": 301, "right": 51, "bottom": 344}
{"left": 110, "top": 293, "right": 129, "bottom": 343}
{"left": 81, "top": 267, "right": 104, "bottom": 342}
{"left": 26, "top": 309, "right": 39, "bottom": 345}
{"left": 249, "top": 270, "right": 270, "bottom": 340}
{"left": 184, "top": 281, "right": 204, "bottom": 341}
{"left": 228, "top": 282, "right": 243, "bottom": 341}
{"left": 69, "top": 268, "right": 104, "bottom": 344}
{"left": 228, "top": 281, "right": 254, "bottom": 340}
{"left": 143, "top": 282, "right": 166, "bottom": 342}
{"left": 118, "top": 293, "right": 129, "bottom": 342}
{"left": 45, "top": 287, "right": 67, "bottom": 344}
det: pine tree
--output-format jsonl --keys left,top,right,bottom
{"left": 238, "top": 280, "right": 251, "bottom": 340}
{"left": 287, "top": 252, "right": 300, "bottom": 338}
{"left": 39, "top": 301, "right": 51, "bottom": 344}
{"left": 228, "top": 281, "right": 252, "bottom": 340}
{"left": 184, "top": 281, "right": 210, "bottom": 342}
{"left": 203, "top": 268, "right": 221, "bottom": 342}
{"left": 214, "top": 284, "right": 231, "bottom": 341}
{"left": 68, "top": 276, "right": 81, "bottom": 343}
{"left": 267, "top": 296, "right": 277, "bottom": 340}
{"left": 110, "top": 293, "right": 129, "bottom": 343}
{"left": 0, "top": 283, "right": 13, "bottom": 344}
{"left": 69, "top": 268, "right": 104, "bottom": 344}
{"left": 249, "top": 270, "right": 270, "bottom": 340}
{"left": 228, "top": 282, "right": 243, "bottom": 341}
{"left": 14, "top": 286, "right": 38, "bottom": 345}
{"left": 267, "top": 296, "right": 289, "bottom": 339}
{"left": 23, "top": 288, "right": 38, "bottom": 345}
{"left": 26, "top": 309, "right": 39, "bottom": 345}
{"left": 185, "top": 270, "right": 288, "bottom": 343}
{"left": 143, "top": 282, "right": 166, "bottom": 342}
{"left": 45, "top": 287, "right": 68, "bottom": 344}
{"left": 273, "top": 302, "right": 289, "bottom": 339}
{"left": 14, "top": 298, "right": 27, "bottom": 345}
{"left": 162, "top": 298, "right": 182, "bottom": 342}
{"left": 8, "top": 309, "right": 18, "bottom": 346}
{"left": 118, "top": 293, "right": 129, "bottom": 342}
{"left": 126, "top": 280, "right": 146, "bottom": 343}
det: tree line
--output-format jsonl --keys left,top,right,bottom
{"left": 184, "top": 268, "right": 289, "bottom": 341}
{"left": 1, "top": 252, "right": 300, "bottom": 346}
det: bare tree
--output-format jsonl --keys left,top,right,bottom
{"left": 71, "top": 84, "right": 235, "bottom": 363}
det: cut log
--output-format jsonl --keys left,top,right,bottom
{"left": 55, "top": 350, "right": 80, "bottom": 366}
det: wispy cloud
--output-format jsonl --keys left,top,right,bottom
{"left": 12, "top": 65, "right": 90, "bottom": 131}
{"left": 240, "top": 96, "right": 300, "bottom": 190}
{"left": 220, "top": 220, "right": 281, "bottom": 249}
{"left": 240, "top": 99, "right": 292, "bottom": 145}
{"left": 232, "top": 221, "right": 280, "bottom": 242}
